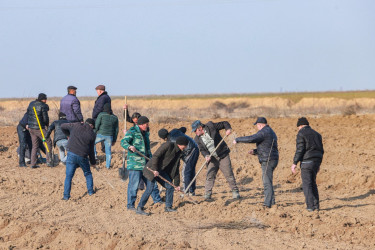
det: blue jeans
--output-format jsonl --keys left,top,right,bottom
{"left": 94, "top": 134, "right": 113, "bottom": 168}
{"left": 182, "top": 147, "right": 199, "bottom": 193}
{"left": 56, "top": 139, "right": 68, "bottom": 163}
{"left": 127, "top": 170, "right": 161, "bottom": 209}
{"left": 63, "top": 151, "right": 94, "bottom": 199}
{"left": 261, "top": 160, "right": 278, "bottom": 207}
{"left": 138, "top": 171, "right": 174, "bottom": 209}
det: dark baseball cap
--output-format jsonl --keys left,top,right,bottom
{"left": 254, "top": 117, "right": 267, "bottom": 125}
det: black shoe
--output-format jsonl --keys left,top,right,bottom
{"left": 19, "top": 163, "right": 27, "bottom": 167}
{"left": 136, "top": 207, "right": 150, "bottom": 216}
{"left": 307, "top": 208, "right": 314, "bottom": 212}
{"left": 30, "top": 165, "right": 40, "bottom": 169}
{"left": 127, "top": 206, "right": 136, "bottom": 211}
{"left": 165, "top": 207, "right": 177, "bottom": 212}
{"left": 62, "top": 197, "right": 69, "bottom": 201}
{"left": 47, "top": 162, "right": 54, "bottom": 167}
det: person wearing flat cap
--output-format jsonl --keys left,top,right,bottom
{"left": 192, "top": 119, "right": 240, "bottom": 200}
{"left": 60, "top": 85, "right": 84, "bottom": 123}
{"left": 26, "top": 93, "right": 54, "bottom": 168}
{"left": 92, "top": 85, "right": 111, "bottom": 120}
{"left": 61, "top": 118, "right": 97, "bottom": 200}
{"left": 120, "top": 116, "right": 162, "bottom": 211}
{"left": 136, "top": 136, "right": 189, "bottom": 215}
{"left": 233, "top": 117, "right": 279, "bottom": 208}
{"left": 291, "top": 117, "right": 324, "bottom": 212}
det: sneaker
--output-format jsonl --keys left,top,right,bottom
{"left": 204, "top": 192, "right": 212, "bottom": 200}
{"left": 47, "top": 162, "right": 55, "bottom": 167}
{"left": 136, "top": 207, "right": 150, "bottom": 216}
{"left": 19, "top": 163, "right": 27, "bottom": 167}
{"left": 30, "top": 165, "right": 40, "bottom": 169}
{"left": 62, "top": 197, "right": 69, "bottom": 201}
{"left": 232, "top": 190, "right": 240, "bottom": 199}
{"left": 164, "top": 207, "right": 177, "bottom": 212}
{"left": 127, "top": 206, "right": 136, "bottom": 211}
{"left": 307, "top": 208, "right": 315, "bottom": 212}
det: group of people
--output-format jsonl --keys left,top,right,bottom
{"left": 17, "top": 88, "right": 324, "bottom": 214}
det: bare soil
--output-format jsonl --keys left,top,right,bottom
{"left": 1, "top": 115, "right": 375, "bottom": 249}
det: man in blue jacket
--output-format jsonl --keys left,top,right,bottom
{"left": 60, "top": 86, "right": 83, "bottom": 123}
{"left": 233, "top": 117, "right": 279, "bottom": 208}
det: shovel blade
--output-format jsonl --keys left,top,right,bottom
{"left": 119, "top": 165, "right": 128, "bottom": 181}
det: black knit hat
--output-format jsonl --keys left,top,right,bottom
{"left": 176, "top": 136, "right": 189, "bottom": 146}
{"left": 137, "top": 116, "right": 149, "bottom": 125}
{"left": 158, "top": 129, "right": 169, "bottom": 139}
{"left": 37, "top": 93, "right": 47, "bottom": 101}
{"left": 297, "top": 117, "right": 309, "bottom": 127}
{"left": 179, "top": 127, "right": 187, "bottom": 134}
{"left": 85, "top": 118, "right": 95, "bottom": 128}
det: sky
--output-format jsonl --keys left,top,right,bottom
{"left": 0, "top": 0, "right": 374, "bottom": 98}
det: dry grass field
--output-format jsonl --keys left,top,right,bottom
{"left": 1, "top": 91, "right": 375, "bottom": 249}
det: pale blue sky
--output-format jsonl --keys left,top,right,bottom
{"left": 1, "top": 0, "right": 374, "bottom": 98}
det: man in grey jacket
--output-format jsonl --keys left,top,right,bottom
{"left": 233, "top": 117, "right": 279, "bottom": 208}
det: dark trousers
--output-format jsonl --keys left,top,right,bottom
{"left": 17, "top": 125, "right": 32, "bottom": 165}
{"left": 301, "top": 160, "right": 321, "bottom": 210}
{"left": 29, "top": 128, "right": 53, "bottom": 166}
{"left": 182, "top": 147, "right": 199, "bottom": 193}
{"left": 138, "top": 171, "right": 174, "bottom": 209}
{"left": 261, "top": 159, "right": 278, "bottom": 207}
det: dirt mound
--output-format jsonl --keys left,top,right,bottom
{"left": 1, "top": 115, "right": 375, "bottom": 249}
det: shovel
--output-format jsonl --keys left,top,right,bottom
{"left": 119, "top": 96, "right": 129, "bottom": 181}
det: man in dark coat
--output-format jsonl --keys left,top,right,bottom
{"left": 45, "top": 112, "right": 70, "bottom": 165}
{"left": 61, "top": 119, "right": 97, "bottom": 200}
{"left": 158, "top": 128, "right": 199, "bottom": 195}
{"left": 26, "top": 93, "right": 53, "bottom": 168}
{"left": 192, "top": 120, "right": 240, "bottom": 200}
{"left": 60, "top": 86, "right": 83, "bottom": 122}
{"left": 135, "top": 136, "right": 189, "bottom": 215}
{"left": 92, "top": 85, "right": 111, "bottom": 120}
{"left": 233, "top": 117, "right": 279, "bottom": 208}
{"left": 291, "top": 117, "right": 324, "bottom": 212}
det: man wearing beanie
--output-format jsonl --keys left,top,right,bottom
{"left": 26, "top": 93, "right": 54, "bottom": 168}
{"left": 60, "top": 86, "right": 83, "bottom": 122}
{"left": 61, "top": 118, "right": 97, "bottom": 200}
{"left": 291, "top": 117, "right": 324, "bottom": 212}
{"left": 136, "top": 136, "right": 189, "bottom": 215}
{"left": 94, "top": 103, "right": 119, "bottom": 169}
{"left": 192, "top": 120, "right": 240, "bottom": 200}
{"left": 233, "top": 117, "right": 279, "bottom": 208}
{"left": 45, "top": 112, "right": 70, "bottom": 165}
{"left": 120, "top": 116, "right": 162, "bottom": 211}
{"left": 158, "top": 127, "right": 199, "bottom": 196}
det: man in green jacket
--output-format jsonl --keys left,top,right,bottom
{"left": 94, "top": 103, "right": 119, "bottom": 169}
{"left": 120, "top": 116, "right": 162, "bottom": 210}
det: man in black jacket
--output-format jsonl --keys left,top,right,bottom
{"left": 233, "top": 117, "right": 279, "bottom": 208}
{"left": 17, "top": 112, "right": 32, "bottom": 167}
{"left": 92, "top": 85, "right": 111, "bottom": 120}
{"left": 26, "top": 93, "right": 53, "bottom": 168}
{"left": 291, "top": 117, "right": 324, "bottom": 212}
{"left": 61, "top": 119, "right": 97, "bottom": 200}
{"left": 135, "top": 136, "right": 189, "bottom": 215}
{"left": 192, "top": 120, "right": 240, "bottom": 200}
{"left": 45, "top": 112, "right": 70, "bottom": 165}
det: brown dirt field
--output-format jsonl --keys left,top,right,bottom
{"left": 1, "top": 113, "right": 375, "bottom": 249}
